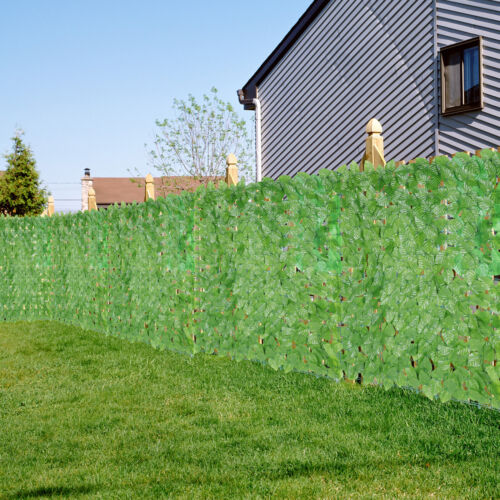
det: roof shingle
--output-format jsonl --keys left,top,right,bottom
{"left": 92, "top": 176, "right": 221, "bottom": 205}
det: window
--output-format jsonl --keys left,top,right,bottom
{"left": 440, "top": 37, "right": 483, "bottom": 116}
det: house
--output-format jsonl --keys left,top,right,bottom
{"left": 237, "top": 0, "right": 500, "bottom": 180}
{"left": 80, "top": 169, "right": 218, "bottom": 210}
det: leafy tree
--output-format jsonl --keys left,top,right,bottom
{"left": 0, "top": 133, "right": 48, "bottom": 216}
{"left": 149, "top": 87, "right": 254, "bottom": 185}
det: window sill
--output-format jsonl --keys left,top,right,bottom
{"left": 441, "top": 104, "right": 483, "bottom": 117}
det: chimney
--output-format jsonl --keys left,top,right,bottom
{"left": 81, "top": 168, "right": 93, "bottom": 211}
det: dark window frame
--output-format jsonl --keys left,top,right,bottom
{"left": 440, "top": 36, "right": 483, "bottom": 116}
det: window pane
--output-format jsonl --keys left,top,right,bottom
{"left": 464, "top": 45, "right": 480, "bottom": 105}
{"left": 444, "top": 51, "right": 461, "bottom": 109}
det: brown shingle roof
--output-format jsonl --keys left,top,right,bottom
{"left": 92, "top": 176, "right": 221, "bottom": 205}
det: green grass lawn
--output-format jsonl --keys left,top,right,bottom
{"left": 0, "top": 321, "right": 498, "bottom": 499}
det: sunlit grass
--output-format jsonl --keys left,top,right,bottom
{"left": 0, "top": 321, "right": 498, "bottom": 499}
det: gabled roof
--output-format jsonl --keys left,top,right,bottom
{"left": 240, "top": 0, "right": 330, "bottom": 104}
{"left": 93, "top": 176, "right": 219, "bottom": 206}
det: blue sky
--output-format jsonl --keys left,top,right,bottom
{"left": 0, "top": 0, "right": 310, "bottom": 212}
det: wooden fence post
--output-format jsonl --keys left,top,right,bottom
{"left": 226, "top": 154, "right": 238, "bottom": 186}
{"left": 88, "top": 187, "right": 97, "bottom": 211}
{"left": 47, "top": 196, "right": 55, "bottom": 216}
{"left": 475, "top": 148, "right": 495, "bottom": 157}
{"left": 360, "top": 118, "right": 386, "bottom": 172}
{"left": 145, "top": 173, "right": 155, "bottom": 201}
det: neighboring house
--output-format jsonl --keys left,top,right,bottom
{"left": 80, "top": 169, "right": 217, "bottom": 210}
{"left": 238, "top": 0, "right": 500, "bottom": 179}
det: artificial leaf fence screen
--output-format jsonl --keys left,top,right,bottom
{"left": 0, "top": 152, "right": 498, "bottom": 408}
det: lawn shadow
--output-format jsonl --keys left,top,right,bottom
{"left": 4, "top": 484, "right": 96, "bottom": 499}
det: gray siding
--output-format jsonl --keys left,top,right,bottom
{"left": 437, "top": 0, "right": 500, "bottom": 154}
{"left": 258, "top": 0, "right": 436, "bottom": 179}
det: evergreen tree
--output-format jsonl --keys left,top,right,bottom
{"left": 0, "top": 133, "right": 48, "bottom": 216}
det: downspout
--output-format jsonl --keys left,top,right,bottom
{"left": 432, "top": 0, "right": 440, "bottom": 156}
{"left": 253, "top": 98, "right": 262, "bottom": 182}
{"left": 237, "top": 90, "right": 262, "bottom": 183}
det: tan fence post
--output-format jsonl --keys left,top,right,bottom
{"left": 476, "top": 148, "right": 495, "bottom": 157}
{"left": 88, "top": 187, "right": 97, "bottom": 211}
{"left": 225, "top": 154, "right": 238, "bottom": 186}
{"left": 145, "top": 173, "right": 155, "bottom": 201}
{"left": 47, "top": 196, "right": 55, "bottom": 216}
{"left": 360, "top": 118, "right": 386, "bottom": 171}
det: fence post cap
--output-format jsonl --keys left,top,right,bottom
{"left": 48, "top": 195, "right": 54, "bottom": 202}
{"left": 145, "top": 173, "right": 154, "bottom": 183}
{"left": 88, "top": 187, "right": 96, "bottom": 196}
{"left": 226, "top": 153, "right": 237, "bottom": 166}
{"left": 366, "top": 118, "right": 383, "bottom": 135}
